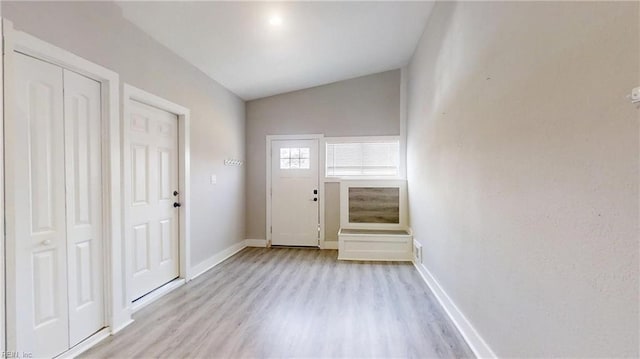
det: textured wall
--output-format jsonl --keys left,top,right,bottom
{"left": 407, "top": 1, "right": 639, "bottom": 357}
{"left": 246, "top": 70, "right": 401, "bottom": 240}
{"left": 2, "top": 1, "right": 246, "bottom": 268}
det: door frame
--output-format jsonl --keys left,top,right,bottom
{"left": 2, "top": 18, "right": 129, "bottom": 348}
{"left": 0, "top": 13, "right": 5, "bottom": 355}
{"left": 122, "top": 84, "right": 191, "bottom": 308}
{"left": 266, "top": 134, "right": 325, "bottom": 248}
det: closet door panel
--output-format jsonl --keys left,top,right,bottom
{"left": 9, "top": 53, "right": 69, "bottom": 358}
{"left": 63, "top": 69, "right": 105, "bottom": 347}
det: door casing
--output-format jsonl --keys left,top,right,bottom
{"left": 122, "top": 84, "right": 191, "bottom": 310}
{"left": 266, "top": 134, "right": 326, "bottom": 248}
{"left": 2, "top": 19, "right": 127, "bottom": 354}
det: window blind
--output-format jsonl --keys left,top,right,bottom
{"left": 326, "top": 141, "right": 399, "bottom": 177}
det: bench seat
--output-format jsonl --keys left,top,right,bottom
{"left": 338, "top": 228, "right": 413, "bottom": 261}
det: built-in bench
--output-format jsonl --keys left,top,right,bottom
{"left": 338, "top": 228, "right": 413, "bottom": 261}
{"left": 337, "top": 180, "right": 413, "bottom": 261}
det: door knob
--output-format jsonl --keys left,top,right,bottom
{"left": 173, "top": 190, "right": 179, "bottom": 196}
{"left": 41, "top": 239, "right": 51, "bottom": 246}
{"left": 173, "top": 202, "right": 182, "bottom": 208}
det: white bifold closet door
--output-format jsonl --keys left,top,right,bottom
{"left": 8, "top": 53, "right": 104, "bottom": 358}
{"left": 63, "top": 68, "right": 104, "bottom": 347}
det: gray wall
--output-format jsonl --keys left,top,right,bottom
{"left": 246, "top": 70, "right": 401, "bottom": 240}
{"left": 407, "top": 1, "right": 639, "bottom": 357}
{"left": 2, "top": 1, "right": 246, "bottom": 268}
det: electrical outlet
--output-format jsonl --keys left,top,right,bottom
{"left": 630, "top": 86, "right": 640, "bottom": 104}
{"left": 413, "top": 240, "right": 423, "bottom": 264}
{"left": 210, "top": 175, "right": 217, "bottom": 185}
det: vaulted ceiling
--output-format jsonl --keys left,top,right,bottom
{"left": 116, "top": 1, "right": 434, "bottom": 100}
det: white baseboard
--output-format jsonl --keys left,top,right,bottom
{"left": 111, "top": 318, "right": 134, "bottom": 335}
{"left": 414, "top": 261, "right": 497, "bottom": 358}
{"left": 110, "top": 308, "right": 134, "bottom": 335}
{"left": 130, "top": 278, "right": 186, "bottom": 313}
{"left": 245, "top": 238, "right": 267, "bottom": 247}
{"left": 323, "top": 241, "right": 338, "bottom": 249}
{"left": 190, "top": 240, "right": 248, "bottom": 280}
{"left": 56, "top": 327, "right": 110, "bottom": 359}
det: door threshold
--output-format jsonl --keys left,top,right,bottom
{"left": 131, "top": 278, "right": 186, "bottom": 314}
{"left": 270, "top": 245, "right": 320, "bottom": 249}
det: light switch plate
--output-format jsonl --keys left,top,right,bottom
{"left": 210, "top": 175, "right": 217, "bottom": 185}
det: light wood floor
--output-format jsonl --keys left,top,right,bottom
{"left": 82, "top": 247, "right": 474, "bottom": 358}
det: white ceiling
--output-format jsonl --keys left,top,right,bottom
{"left": 116, "top": 1, "right": 434, "bottom": 100}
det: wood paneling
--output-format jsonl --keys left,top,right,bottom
{"left": 348, "top": 187, "right": 400, "bottom": 224}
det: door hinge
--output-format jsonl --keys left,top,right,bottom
{"left": 270, "top": 226, "right": 272, "bottom": 234}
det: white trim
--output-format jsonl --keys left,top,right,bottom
{"left": 245, "top": 239, "right": 268, "bottom": 247}
{"left": 266, "top": 134, "right": 325, "bottom": 248}
{"left": 323, "top": 241, "right": 338, "bottom": 250}
{"left": 190, "top": 241, "right": 247, "bottom": 280}
{"left": 318, "top": 138, "right": 326, "bottom": 245}
{"left": 265, "top": 134, "right": 324, "bottom": 140}
{"left": 400, "top": 67, "right": 408, "bottom": 180}
{"left": 122, "top": 84, "right": 192, "bottom": 306}
{"left": 53, "top": 328, "right": 110, "bottom": 359}
{"left": 0, "top": 16, "right": 5, "bottom": 355}
{"left": 324, "top": 135, "right": 400, "bottom": 143}
{"left": 130, "top": 278, "right": 186, "bottom": 313}
{"left": 413, "top": 260, "right": 497, "bottom": 358}
{"left": 110, "top": 319, "right": 134, "bottom": 335}
{"left": 2, "top": 20, "right": 127, "bottom": 346}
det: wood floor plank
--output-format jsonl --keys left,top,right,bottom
{"left": 81, "top": 247, "right": 474, "bottom": 358}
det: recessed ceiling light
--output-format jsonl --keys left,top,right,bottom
{"left": 269, "top": 15, "right": 283, "bottom": 26}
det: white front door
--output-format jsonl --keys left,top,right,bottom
{"left": 6, "top": 53, "right": 104, "bottom": 358}
{"left": 128, "top": 99, "right": 180, "bottom": 300}
{"left": 270, "top": 139, "right": 320, "bottom": 246}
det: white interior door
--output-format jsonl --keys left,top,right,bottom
{"left": 63, "top": 69, "right": 104, "bottom": 346}
{"left": 128, "top": 99, "right": 180, "bottom": 300}
{"left": 271, "top": 139, "right": 320, "bottom": 246}
{"left": 8, "top": 52, "right": 69, "bottom": 359}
